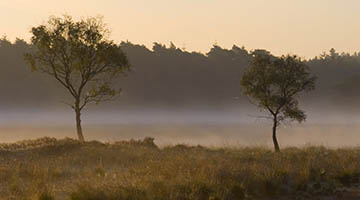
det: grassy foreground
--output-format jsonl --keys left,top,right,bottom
{"left": 0, "top": 137, "right": 360, "bottom": 200}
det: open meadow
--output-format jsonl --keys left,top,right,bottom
{"left": 1, "top": 137, "right": 360, "bottom": 200}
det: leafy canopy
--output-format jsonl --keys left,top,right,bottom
{"left": 25, "top": 15, "right": 130, "bottom": 108}
{"left": 241, "top": 51, "right": 316, "bottom": 123}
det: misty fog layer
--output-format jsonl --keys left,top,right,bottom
{"left": 1, "top": 109, "right": 360, "bottom": 147}
{"left": 1, "top": 39, "right": 360, "bottom": 146}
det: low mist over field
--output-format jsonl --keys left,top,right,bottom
{"left": 0, "top": 109, "right": 359, "bottom": 147}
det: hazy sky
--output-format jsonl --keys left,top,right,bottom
{"left": 1, "top": 0, "right": 359, "bottom": 58}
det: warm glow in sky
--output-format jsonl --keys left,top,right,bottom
{"left": 1, "top": 0, "right": 359, "bottom": 58}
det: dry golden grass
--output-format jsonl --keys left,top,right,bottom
{"left": 0, "top": 137, "right": 359, "bottom": 199}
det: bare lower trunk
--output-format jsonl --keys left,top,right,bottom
{"left": 272, "top": 116, "right": 280, "bottom": 152}
{"left": 75, "top": 100, "right": 85, "bottom": 142}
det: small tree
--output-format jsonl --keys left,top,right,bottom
{"left": 25, "top": 16, "right": 130, "bottom": 142}
{"left": 240, "top": 51, "right": 316, "bottom": 152}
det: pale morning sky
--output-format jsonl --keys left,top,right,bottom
{"left": 0, "top": 0, "right": 359, "bottom": 58}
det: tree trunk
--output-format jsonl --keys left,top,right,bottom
{"left": 75, "top": 100, "right": 85, "bottom": 142}
{"left": 272, "top": 116, "right": 280, "bottom": 152}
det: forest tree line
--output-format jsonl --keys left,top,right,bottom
{"left": 0, "top": 37, "right": 360, "bottom": 112}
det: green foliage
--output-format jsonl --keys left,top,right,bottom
{"left": 25, "top": 15, "right": 130, "bottom": 104}
{"left": 241, "top": 51, "right": 316, "bottom": 123}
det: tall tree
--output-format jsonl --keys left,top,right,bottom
{"left": 240, "top": 51, "right": 316, "bottom": 152}
{"left": 25, "top": 15, "right": 130, "bottom": 142}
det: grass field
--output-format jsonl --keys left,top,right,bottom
{"left": 1, "top": 137, "right": 360, "bottom": 200}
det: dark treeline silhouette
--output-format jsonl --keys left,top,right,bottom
{"left": 118, "top": 42, "right": 251, "bottom": 110}
{"left": 0, "top": 37, "right": 360, "bottom": 112}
